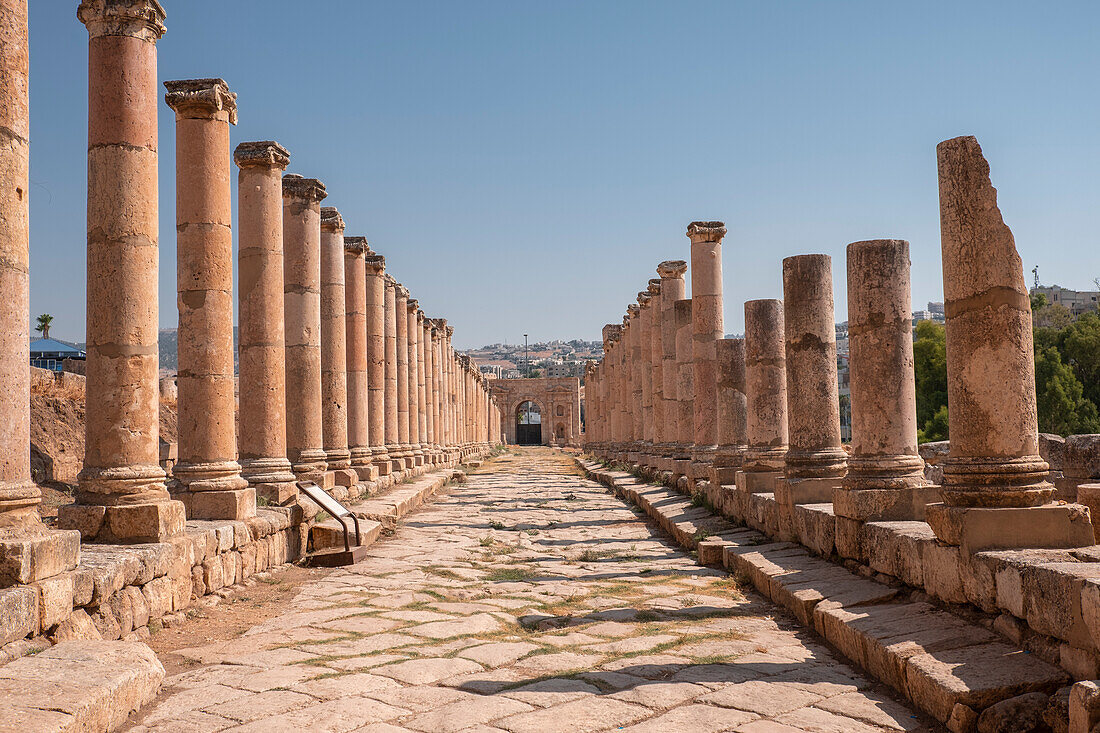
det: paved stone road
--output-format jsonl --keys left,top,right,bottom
{"left": 127, "top": 448, "right": 934, "bottom": 732}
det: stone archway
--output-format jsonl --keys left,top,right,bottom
{"left": 515, "top": 400, "right": 543, "bottom": 445}
{"left": 488, "top": 377, "right": 582, "bottom": 446}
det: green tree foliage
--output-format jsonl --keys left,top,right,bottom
{"left": 1034, "top": 346, "right": 1100, "bottom": 435}
{"left": 913, "top": 321, "right": 948, "bottom": 441}
{"left": 34, "top": 313, "right": 53, "bottom": 338}
{"left": 1058, "top": 312, "right": 1100, "bottom": 410}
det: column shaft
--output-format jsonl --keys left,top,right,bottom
{"left": 658, "top": 261, "right": 687, "bottom": 458}
{"left": 365, "top": 256, "right": 390, "bottom": 473}
{"left": 740, "top": 299, "right": 788, "bottom": 485}
{"left": 344, "top": 236, "right": 373, "bottom": 479}
{"left": 320, "top": 207, "right": 352, "bottom": 484}
{"left": 383, "top": 276, "right": 400, "bottom": 467}
{"left": 688, "top": 221, "right": 726, "bottom": 468}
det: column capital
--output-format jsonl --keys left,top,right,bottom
{"left": 344, "top": 236, "right": 370, "bottom": 256}
{"left": 637, "top": 292, "right": 652, "bottom": 308}
{"left": 282, "top": 174, "right": 326, "bottom": 203}
{"left": 78, "top": 0, "right": 166, "bottom": 42}
{"left": 445, "top": 325, "right": 455, "bottom": 337}
{"left": 417, "top": 310, "right": 426, "bottom": 324}
{"left": 686, "top": 220, "right": 726, "bottom": 243}
{"left": 365, "top": 254, "right": 386, "bottom": 273}
{"left": 164, "top": 78, "right": 237, "bottom": 123}
{"left": 647, "top": 278, "right": 662, "bottom": 295}
{"left": 407, "top": 298, "right": 419, "bottom": 312}
{"left": 384, "top": 273, "right": 396, "bottom": 287}
{"left": 657, "top": 259, "right": 687, "bottom": 279}
{"left": 234, "top": 141, "right": 290, "bottom": 170}
{"left": 320, "top": 207, "right": 345, "bottom": 233}
{"left": 394, "top": 283, "right": 409, "bottom": 299}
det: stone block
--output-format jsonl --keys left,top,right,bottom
{"left": 142, "top": 576, "right": 173, "bottom": 619}
{"left": 222, "top": 550, "right": 240, "bottom": 586}
{"left": 1041, "top": 433, "right": 1067, "bottom": 472}
{"left": 71, "top": 567, "right": 94, "bottom": 607}
{"left": 0, "top": 586, "right": 38, "bottom": 645}
{"left": 188, "top": 489, "right": 257, "bottom": 521}
{"left": 1070, "top": 680, "right": 1100, "bottom": 733}
{"left": 125, "top": 586, "right": 149, "bottom": 629}
{"left": 774, "top": 476, "right": 840, "bottom": 506}
{"left": 834, "top": 515, "right": 865, "bottom": 562}
{"left": 959, "top": 554, "right": 998, "bottom": 612}
{"left": 330, "top": 469, "right": 358, "bottom": 488}
{"left": 926, "top": 503, "right": 1095, "bottom": 554}
{"left": 0, "top": 529, "right": 80, "bottom": 585}
{"left": 989, "top": 559, "right": 1100, "bottom": 648}
{"left": 91, "top": 607, "right": 121, "bottom": 640}
{"left": 1077, "top": 484, "right": 1100, "bottom": 543}
{"left": 50, "top": 608, "right": 102, "bottom": 643}
{"left": 241, "top": 542, "right": 257, "bottom": 579}
{"left": 735, "top": 469, "right": 779, "bottom": 494}
{"left": 107, "top": 590, "right": 133, "bottom": 635}
{"left": 832, "top": 485, "right": 943, "bottom": 521}
{"left": 34, "top": 573, "right": 74, "bottom": 630}
{"left": 214, "top": 524, "right": 234, "bottom": 553}
{"left": 709, "top": 466, "right": 738, "bottom": 487}
{"left": 864, "top": 521, "right": 936, "bottom": 588}
{"left": 203, "top": 557, "right": 224, "bottom": 593}
{"left": 924, "top": 541, "right": 967, "bottom": 604}
{"left": 1060, "top": 643, "right": 1100, "bottom": 680}
{"left": 791, "top": 503, "right": 836, "bottom": 557}
{"left": 100, "top": 501, "right": 187, "bottom": 543}
{"left": 1066, "top": 435, "right": 1100, "bottom": 479}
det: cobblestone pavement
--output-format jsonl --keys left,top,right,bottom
{"left": 127, "top": 448, "right": 935, "bottom": 732}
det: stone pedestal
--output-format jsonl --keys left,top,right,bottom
{"left": 929, "top": 135, "right": 1089, "bottom": 550}
{"left": 164, "top": 78, "right": 252, "bottom": 520}
{"left": 344, "top": 237, "right": 377, "bottom": 482}
{"left": 688, "top": 221, "right": 725, "bottom": 474}
{"left": 234, "top": 141, "right": 297, "bottom": 505}
{"left": 319, "top": 207, "right": 355, "bottom": 488}
{"left": 710, "top": 338, "right": 747, "bottom": 487}
{"left": 282, "top": 174, "right": 328, "bottom": 481}
{"left": 834, "top": 239, "right": 938, "bottom": 522}
{"left": 777, "top": 254, "right": 847, "bottom": 507}
{"left": 738, "top": 299, "right": 787, "bottom": 498}
{"left": 60, "top": 0, "right": 185, "bottom": 542}
{"left": 365, "top": 256, "right": 391, "bottom": 475}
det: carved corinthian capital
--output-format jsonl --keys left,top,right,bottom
{"left": 164, "top": 78, "right": 237, "bottom": 123}
{"left": 78, "top": 0, "right": 166, "bottom": 41}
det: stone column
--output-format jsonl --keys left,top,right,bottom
{"left": 394, "top": 284, "right": 411, "bottom": 467}
{"left": 710, "top": 338, "right": 747, "bottom": 487}
{"left": 629, "top": 302, "right": 644, "bottom": 461}
{"left": 639, "top": 288, "right": 656, "bottom": 462}
{"left": 421, "top": 314, "right": 435, "bottom": 462}
{"left": 688, "top": 221, "right": 726, "bottom": 476}
{"left": 445, "top": 326, "right": 457, "bottom": 457}
{"left": 365, "top": 255, "right": 391, "bottom": 475}
{"left": 319, "top": 207, "right": 355, "bottom": 488}
{"left": 648, "top": 278, "right": 663, "bottom": 465}
{"left": 344, "top": 236, "right": 376, "bottom": 482}
{"left": 383, "top": 275, "right": 401, "bottom": 472}
{"left": 601, "top": 324, "right": 621, "bottom": 457}
{"left": 61, "top": 0, "right": 186, "bottom": 542}
{"left": 835, "top": 240, "right": 938, "bottom": 524}
{"left": 0, "top": 0, "right": 79, "bottom": 579}
{"left": 775, "top": 254, "right": 847, "bottom": 508}
{"left": 926, "top": 136, "right": 1092, "bottom": 552}
{"left": 658, "top": 261, "right": 687, "bottom": 467}
{"left": 282, "top": 174, "right": 328, "bottom": 482}
{"left": 234, "top": 141, "right": 297, "bottom": 505}
{"left": 406, "top": 298, "right": 422, "bottom": 466}
{"left": 164, "top": 78, "right": 250, "bottom": 519}
{"left": 673, "top": 299, "right": 694, "bottom": 479}
{"left": 618, "top": 314, "right": 632, "bottom": 462}
{"left": 431, "top": 320, "right": 445, "bottom": 460}
{"left": 737, "top": 299, "right": 787, "bottom": 494}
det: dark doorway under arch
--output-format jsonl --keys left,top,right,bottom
{"left": 516, "top": 401, "right": 542, "bottom": 445}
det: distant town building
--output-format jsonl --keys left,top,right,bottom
{"left": 479, "top": 364, "right": 503, "bottom": 379}
{"left": 30, "top": 337, "right": 85, "bottom": 372}
{"left": 1032, "top": 285, "right": 1100, "bottom": 316}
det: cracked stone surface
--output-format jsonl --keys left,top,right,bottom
{"left": 124, "top": 447, "right": 934, "bottom": 732}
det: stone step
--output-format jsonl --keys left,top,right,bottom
{"left": 580, "top": 458, "right": 1072, "bottom": 729}
{"left": 0, "top": 640, "right": 164, "bottom": 732}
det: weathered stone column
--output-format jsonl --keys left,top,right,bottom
{"left": 406, "top": 298, "right": 422, "bottom": 466}
{"left": 673, "top": 299, "right": 694, "bottom": 479}
{"left": 446, "top": 326, "right": 458, "bottom": 457}
{"left": 835, "top": 240, "right": 938, "bottom": 524}
{"left": 282, "top": 174, "right": 328, "bottom": 483}
{"left": 344, "top": 236, "right": 376, "bottom": 482}
{"left": 648, "top": 278, "right": 663, "bottom": 465}
{"left": 619, "top": 314, "right": 632, "bottom": 461}
{"left": 319, "top": 207, "right": 355, "bottom": 488}
{"left": 737, "top": 299, "right": 787, "bottom": 494}
{"left": 234, "top": 141, "right": 297, "bottom": 505}
{"left": 420, "top": 313, "right": 434, "bottom": 462}
{"left": 710, "top": 338, "right": 748, "bottom": 487}
{"left": 775, "top": 254, "right": 847, "bottom": 508}
{"left": 431, "top": 320, "right": 445, "bottom": 459}
{"left": 61, "top": 0, "right": 186, "bottom": 542}
{"left": 926, "top": 136, "right": 1092, "bottom": 551}
{"left": 640, "top": 287, "right": 656, "bottom": 462}
{"left": 394, "top": 284, "right": 411, "bottom": 467}
{"left": 629, "top": 302, "right": 644, "bottom": 461}
{"left": 383, "top": 275, "right": 401, "bottom": 472}
{"left": 0, "top": 0, "right": 79, "bottom": 578}
{"left": 688, "top": 222, "right": 726, "bottom": 477}
{"left": 365, "top": 255, "right": 391, "bottom": 475}
{"left": 164, "top": 78, "right": 250, "bottom": 520}
{"left": 658, "top": 261, "right": 687, "bottom": 467}
{"left": 600, "top": 325, "right": 619, "bottom": 456}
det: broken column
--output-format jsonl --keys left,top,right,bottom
{"left": 673, "top": 299, "right": 694, "bottom": 480}
{"left": 383, "top": 275, "right": 402, "bottom": 473}
{"left": 234, "top": 141, "right": 297, "bottom": 505}
{"left": 658, "top": 260, "right": 687, "bottom": 468}
{"left": 926, "top": 135, "right": 1093, "bottom": 552}
{"left": 164, "top": 78, "right": 251, "bottom": 519}
{"left": 835, "top": 239, "right": 938, "bottom": 524}
{"left": 319, "top": 207, "right": 355, "bottom": 488}
{"left": 736, "top": 299, "right": 788, "bottom": 495}
{"left": 710, "top": 338, "right": 748, "bottom": 487}
{"left": 688, "top": 222, "right": 726, "bottom": 479}
{"left": 365, "top": 255, "right": 392, "bottom": 476}
{"left": 344, "top": 236, "right": 376, "bottom": 482}
{"left": 775, "top": 255, "right": 847, "bottom": 508}
{"left": 61, "top": 0, "right": 186, "bottom": 542}
{"left": 282, "top": 174, "right": 328, "bottom": 483}
{"left": 0, "top": 0, "right": 79, "bottom": 578}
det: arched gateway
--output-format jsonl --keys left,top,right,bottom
{"left": 488, "top": 377, "right": 583, "bottom": 446}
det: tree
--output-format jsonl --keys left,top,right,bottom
{"left": 1034, "top": 346, "right": 1100, "bottom": 435}
{"left": 918, "top": 405, "right": 949, "bottom": 444}
{"left": 913, "top": 320, "right": 948, "bottom": 440}
{"left": 34, "top": 313, "right": 53, "bottom": 339}
{"left": 1058, "top": 312, "right": 1100, "bottom": 409}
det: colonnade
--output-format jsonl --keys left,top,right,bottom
{"left": 586, "top": 137, "right": 1095, "bottom": 553}
{"left": 0, "top": 0, "right": 499, "bottom": 587}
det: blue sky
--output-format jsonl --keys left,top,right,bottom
{"left": 28, "top": 1, "right": 1100, "bottom": 349}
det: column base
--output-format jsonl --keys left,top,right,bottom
{"left": 926, "top": 502, "right": 1096, "bottom": 554}
{"left": 774, "top": 476, "right": 843, "bottom": 506}
{"left": 58, "top": 499, "right": 186, "bottom": 543}
{"left": 832, "top": 484, "right": 943, "bottom": 522}
{"left": 185, "top": 488, "right": 257, "bottom": 521}
{"left": 329, "top": 469, "right": 358, "bottom": 488}
{"left": 735, "top": 470, "right": 780, "bottom": 495}
{"left": 252, "top": 480, "right": 299, "bottom": 506}
{"left": 0, "top": 529, "right": 81, "bottom": 585}
{"left": 241, "top": 457, "right": 297, "bottom": 506}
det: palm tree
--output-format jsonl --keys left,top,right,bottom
{"left": 35, "top": 313, "right": 53, "bottom": 339}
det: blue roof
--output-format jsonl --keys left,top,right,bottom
{"left": 30, "top": 338, "right": 85, "bottom": 355}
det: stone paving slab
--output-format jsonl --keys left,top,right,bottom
{"left": 121, "top": 448, "right": 935, "bottom": 732}
{"left": 582, "top": 458, "right": 1070, "bottom": 729}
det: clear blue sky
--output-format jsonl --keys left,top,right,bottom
{"left": 28, "top": 1, "right": 1100, "bottom": 349}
